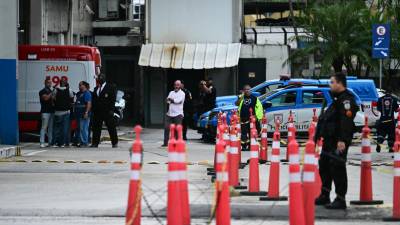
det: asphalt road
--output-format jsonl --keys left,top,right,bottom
{"left": 0, "top": 128, "right": 397, "bottom": 225}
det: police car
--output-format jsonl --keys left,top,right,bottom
{"left": 215, "top": 78, "right": 320, "bottom": 108}
{"left": 213, "top": 77, "right": 379, "bottom": 123}
{"left": 201, "top": 85, "right": 366, "bottom": 140}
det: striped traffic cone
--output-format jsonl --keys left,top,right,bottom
{"left": 176, "top": 125, "right": 191, "bottom": 225}
{"left": 282, "top": 111, "right": 295, "bottom": 162}
{"left": 350, "top": 116, "right": 383, "bottom": 205}
{"left": 167, "top": 124, "right": 183, "bottom": 225}
{"left": 260, "top": 121, "right": 288, "bottom": 201}
{"left": 303, "top": 124, "right": 317, "bottom": 225}
{"left": 383, "top": 129, "right": 400, "bottom": 221}
{"left": 235, "top": 113, "right": 246, "bottom": 170}
{"left": 215, "top": 124, "right": 231, "bottom": 225}
{"left": 241, "top": 124, "right": 267, "bottom": 196}
{"left": 125, "top": 125, "right": 143, "bottom": 225}
{"left": 288, "top": 135, "right": 305, "bottom": 225}
{"left": 229, "top": 115, "right": 247, "bottom": 190}
{"left": 208, "top": 113, "right": 222, "bottom": 176}
{"left": 259, "top": 113, "right": 268, "bottom": 164}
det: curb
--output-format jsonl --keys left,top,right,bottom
{"left": 0, "top": 146, "right": 20, "bottom": 159}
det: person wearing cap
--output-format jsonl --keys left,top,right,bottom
{"left": 235, "top": 84, "right": 263, "bottom": 151}
{"left": 376, "top": 87, "right": 399, "bottom": 153}
{"left": 314, "top": 72, "right": 359, "bottom": 210}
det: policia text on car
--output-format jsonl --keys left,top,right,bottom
{"left": 314, "top": 73, "right": 359, "bottom": 210}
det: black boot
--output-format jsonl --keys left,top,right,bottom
{"left": 376, "top": 144, "right": 381, "bottom": 153}
{"left": 325, "top": 198, "right": 347, "bottom": 210}
{"left": 315, "top": 194, "right": 331, "bottom": 205}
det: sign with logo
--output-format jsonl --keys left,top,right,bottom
{"left": 372, "top": 24, "right": 390, "bottom": 59}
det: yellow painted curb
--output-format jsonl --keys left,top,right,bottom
{"left": 47, "top": 159, "right": 60, "bottom": 163}
{"left": 197, "top": 160, "right": 213, "bottom": 167}
{"left": 15, "top": 159, "right": 27, "bottom": 162}
{"left": 0, "top": 159, "right": 13, "bottom": 162}
{"left": 64, "top": 160, "right": 77, "bottom": 163}
{"left": 31, "top": 159, "right": 43, "bottom": 163}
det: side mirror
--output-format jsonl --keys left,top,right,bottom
{"left": 264, "top": 101, "right": 272, "bottom": 108}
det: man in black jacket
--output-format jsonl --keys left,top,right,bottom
{"left": 314, "top": 73, "right": 359, "bottom": 210}
{"left": 91, "top": 74, "right": 118, "bottom": 148}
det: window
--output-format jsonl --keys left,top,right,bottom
{"left": 270, "top": 91, "right": 297, "bottom": 107}
{"left": 302, "top": 90, "right": 325, "bottom": 104}
{"left": 253, "top": 83, "right": 282, "bottom": 95}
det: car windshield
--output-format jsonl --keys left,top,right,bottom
{"left": 258, "top": 89, "right": 282, "bottom": 102}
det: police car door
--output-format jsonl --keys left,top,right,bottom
{"left": 297, "top": 89, "right": 327, "bottom": 132}
{"left": 264, "top": 89, "right": 299, "bottom": 132}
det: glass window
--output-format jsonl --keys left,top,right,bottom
{"left": 302, "top": 90, "right": 325, "bottom": 104}
{"left": 269, "top": 91, "right": 297, "bottom": 107}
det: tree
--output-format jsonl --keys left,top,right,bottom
{"left": 291, "top": 1, "right": 373, "bottom": 76}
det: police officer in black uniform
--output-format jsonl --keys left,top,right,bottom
{"left": 376, "top": 88, "right": 399, "bottom": 153}
{"left": 181, "top": 81, "right": 193, "bottom": 140}
{"left": 314, "top": 73, "right": 359, "bottom": 210}
{"left": 91, "top": 74, "right": 118, "bottom": 148}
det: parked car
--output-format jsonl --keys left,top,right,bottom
{"left": 201, "top": 85, "right": 365, "bottom": 141}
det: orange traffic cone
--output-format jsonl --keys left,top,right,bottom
{"left": 260, "top": 121, "right": 288, "bottom": 201}
{"left": 288, "top": 136, "right": 305, "bottom": 225}
{"left": 229, "top": 115, "right": 247, "bottom": 190}
{"left": 303, "top": 124, "right": 317, "bottom": 225}
{"left": 176, "top": 125, "right": 191, "bottom": 225}
{"left": 350, "top": 116, "right": 383, "bottom": 205}
{"left": 282, "top": 111, "right": 295, "bottom": 162}
{"left": 259, "top": 113, "right": 268, "bottom": 164}
{"left": 241, "top": 122, "right": 267, "bottom": 196}
{"left": 383, "top": 128, "right": 400, "bottom": 221}
{"left": 215, "top": 124, "right": 231, "bottom": 225}
{"left": 235, "top": 112, "right": 246, "bottom": 170}
{"left": 126, "top": 125, "right": 143, "bottom": 225}
{"left": 167, "top": 124, "right": 184, "bottom": 225}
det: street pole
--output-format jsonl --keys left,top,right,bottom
{"left": 379, "top": 59, "right": 382, "bottom": 89}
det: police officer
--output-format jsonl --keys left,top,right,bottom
{"left": 376, "top": 88, "right": 399, "bottom": 153}
{"left": 91, "top": 74, "right": 118, "bottom": 148}
{"left": 181, "top": 81, "right": 193, "bottom": 140}
{"left": 314, "top": 73, "right": 359, "bottom": 210}
{"left": 235, "top": 84, "right": 263, "bottom": 151}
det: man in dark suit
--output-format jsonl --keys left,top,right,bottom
{"left": 91, "top": 74, "right": 118, "bottom": 148}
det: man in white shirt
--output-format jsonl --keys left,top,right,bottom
{"left": 162, "top": 80, "right": 185, "bottom": 147}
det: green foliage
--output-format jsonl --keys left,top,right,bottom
{"left": 291, "top": 0, "right": 399, "bottom": 77}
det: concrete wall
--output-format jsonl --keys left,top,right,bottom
{"left": 30, "top": 0, "right": 94, "bottom": 45}
{"left": 0, "top": 0, "right": 18, "bottom": 144}
{"left": 240, "top": 44, "right": 290, "bottom": 81}
{"left": 148, "top": 0, "right": 241, "bottom": 43}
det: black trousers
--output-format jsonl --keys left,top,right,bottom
{"left": 377, "top": 120, "right": 395, "bottom": 148}
{"left": 163, "top": 115, "right": 183, "bottom": 146}
{"left": 92, "top": 112, "right": 118, "bottom": 146}
{"left": 319, "top": 138, "right": 349, "bottom": 200}
{"left": 240, "top": 120, "right": 260, "bottom": 150}
{"left": 182, "top": 113, "right": 192, "bottom": 140}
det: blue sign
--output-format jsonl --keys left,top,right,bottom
{"left": 372, "top": 24, "right": 390, "bottom": 59}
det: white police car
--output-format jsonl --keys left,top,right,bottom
{"left": 204, "top": 85, "right": 366, "bottom": 139}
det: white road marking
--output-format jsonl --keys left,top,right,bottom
{"left": 24, "top": 150, "right": 48, "bottom": 156}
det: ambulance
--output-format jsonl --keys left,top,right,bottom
{"left": 18, "top": 45, "right": 101, "bottom": 132}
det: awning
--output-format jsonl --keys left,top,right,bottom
{"left": 138, "top": 43, "right": 241, "bottom": 69}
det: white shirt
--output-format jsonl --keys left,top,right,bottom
{"left": 167, "top": 89, "right": 185, "bottom": 117}
{"left": 97, "top": 82, "right": 106, "bottom": 96}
